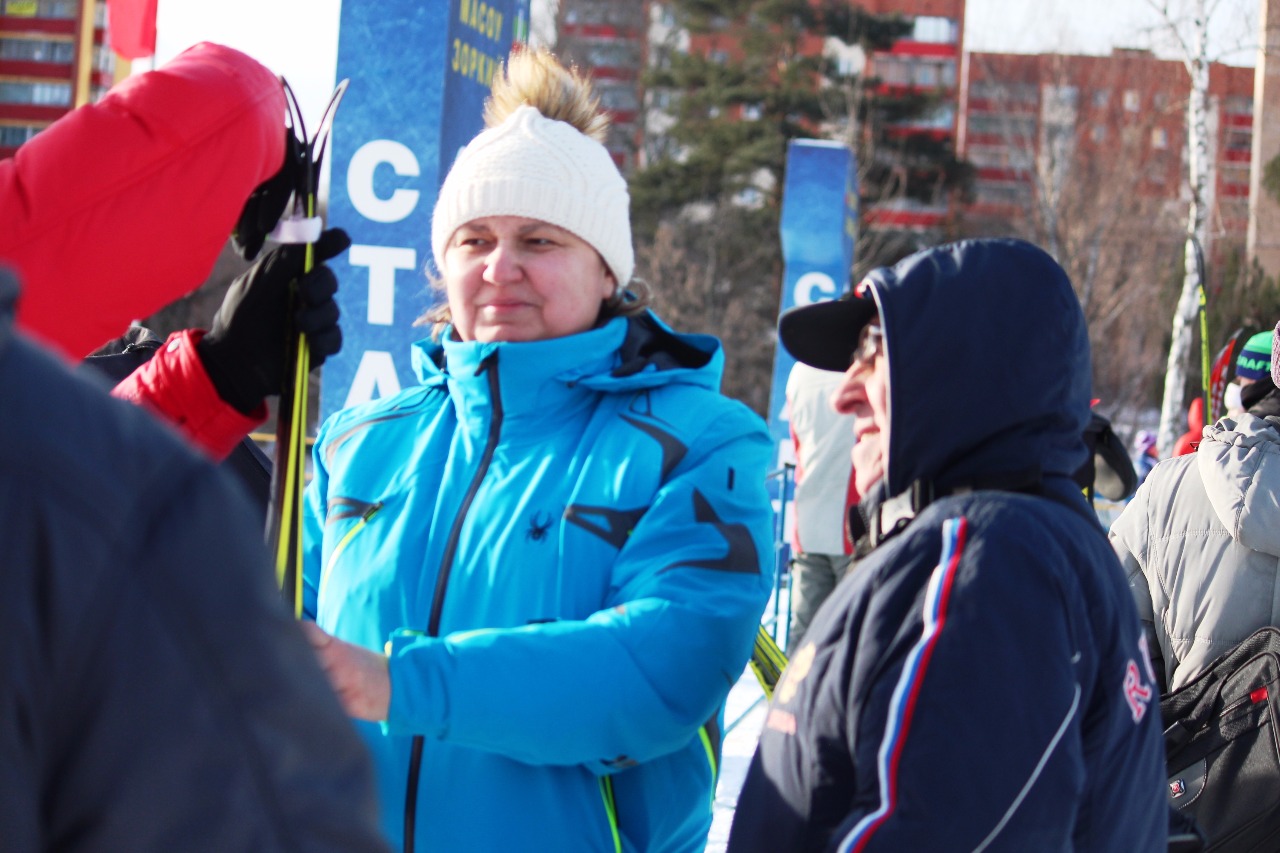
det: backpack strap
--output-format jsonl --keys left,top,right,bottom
{"left": 870, "top": 465, "right": 1076, "bottom": 547}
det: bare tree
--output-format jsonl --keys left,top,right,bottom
{"left": 958, "top": 51, "right": 1189, "bottom": 424}
{"left": 1145, "top": 0, "right": 1257, "bottom": 453}
{"left": 635, "top": 205, "right": 781, "bottom": 416}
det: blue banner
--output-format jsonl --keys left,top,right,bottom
{"left": 322, "top": 0, "right": 530, "bottom": 420}
{"left": 768, "top": 140, "right": 857, "bottom": 455}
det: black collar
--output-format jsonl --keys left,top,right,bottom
{"left": 867, "top": 465, "right": 1049, "bottom": 548}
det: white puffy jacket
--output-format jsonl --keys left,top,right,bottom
{"left": 1112, "top": 413, "right": 1280, "bottom": 691}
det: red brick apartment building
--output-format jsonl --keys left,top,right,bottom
{"left": 666, "top": 0, "right": 966, "bottom": 236}
{"left": 555, "top": 0, "right": 967, "bottom": 234}
{"left": 856, "top": 0, "right": 965, "bottom": 232}
{"left": 959, "top": 48, "right": 1253, "bottom": 248}
{"left": 555, "top": 0, "right": 650, "bottom": 172}
{"left": 0, "top": 0, "right": 119, "bottom": 159}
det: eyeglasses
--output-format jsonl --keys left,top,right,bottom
{"left": 851, "top": 323, "right": 884, "bottom": 370}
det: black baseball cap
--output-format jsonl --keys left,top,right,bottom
{"left": 778, "top": 283, "right": 878, "bottom": 372}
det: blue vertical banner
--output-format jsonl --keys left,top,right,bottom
{"left": 322, "top": 0, "right": 530, "bottom": 420}
{"left": 768, "top": 139, "right": 857, "bottom": 458}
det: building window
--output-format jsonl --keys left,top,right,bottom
{"left": 584, "top": 40, "right": 635, "bottom": 69}
{"left": 1044, "top": 84, "right": 1078, "bottom": 108}
{"left": 914, "top": 61, "right": 939, "bottom": 87}
{"left": 597, "top": 83, "right": 638, "bottom": 113}
{"left": 971, "top": 81, "right": 1039, "bottom": 106}
{"left": 1225, "top": 128, "right": 1251, "bottom": 152}
{"left": 876, "top": 55, "right": 908, "bottom": 86}
{"left": 1153, "top": 92, "right": 1169, "bottom": 110}
{"left": 911, "top": 16, "right": 958, "bottom": 44}
{"left": 1091, "top": 124, "right": 1106, "bottom": 142}
{"left": 1224, "top": 95, "right": 1253, "bottom": 115}
{"left": 1152, "top": 127, "right": 1168, "bottom": 149}
{"left": 93, "top": 44, "right": 116, "bottom": 73}
{"left": 1, "top": 0, "right": 37, "bottom": 14}
{"left": 965, "top": 145, "right": 1006, "bottom": 168}
{"left": 0, "top": 80, "right": 71, "bottom": 106}
{"left": 976, "top": 181, "right": 1031, "bottom": 205}
{"left": 966, "top": 144, "right": 1033, "bottom": 170}
{"left": 0, "top": 123, "right": 42, "bottom": 145}
{"left": 1092, "top": 89, "right": 1109, "bottom": 108}
{"left": 967, "top": 113, "right": 1036, "bottom": 139}
{"left": 2, "top": 0, "right": 76, "bottom": 17}
{"left": 0, "top": 37, "right": 74, "bottom": 63}
{"left": 878, "top": 55, "right": 955, "bottom": 90}
{"left": 941, "top": 59, "right": 957, "bottom": 88}
{"left": 1123, "top": 90, "right": 1140, "bottom": 111}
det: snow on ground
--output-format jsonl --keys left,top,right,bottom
{"left": 705, "top": 669, "right": 770, "bottom": 852}
{"left": 706, "top": 588, "right": 789, "bottom": 851}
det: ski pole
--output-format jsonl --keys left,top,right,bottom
{"left": 265, "top": 78, "right": 349, "bottom": 618}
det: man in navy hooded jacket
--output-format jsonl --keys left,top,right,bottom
{"left": 727, "top": 239, "right": 1167, "bottom": 852}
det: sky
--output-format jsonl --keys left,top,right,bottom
{"left": 964, "top": 0, "right": 1257, "bottom": 65}
{"left": 150, "top": 0, "right": 1260, "bottom": 135}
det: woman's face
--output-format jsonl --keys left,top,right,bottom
{"left": 442, "top": 215, "right": 616, "bottom": 343}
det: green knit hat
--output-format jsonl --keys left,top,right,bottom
{"left": 1237, "top": 331, "right": 1274, "bottom": 381}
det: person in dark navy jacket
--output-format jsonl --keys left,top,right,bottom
{"left": 0, "top": 271, "right": 387, "bottom": 853}
{"left": 727, "top": 239, "right": 1167, "bottom": 852}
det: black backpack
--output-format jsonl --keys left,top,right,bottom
{"left": 1161, "top": 626, "right": 1280, "bottom": 851}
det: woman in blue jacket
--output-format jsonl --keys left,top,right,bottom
{"left": 301, "top": 49, "right": 775, "bottom": 853}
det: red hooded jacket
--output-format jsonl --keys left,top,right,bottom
{"left": 0, "top": 42, "right": 281, "bottom": 457}
{"left": 1172, "top": 396, "right": 1205, "bottom": 457}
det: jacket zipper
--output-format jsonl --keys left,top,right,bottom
{"left": 404, "top": 351, "right": 503, "bottom": 853}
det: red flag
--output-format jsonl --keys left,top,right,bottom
{"left": 107, "top": 0, "right": 158, "bottom": 60}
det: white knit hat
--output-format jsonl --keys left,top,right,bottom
{"left": 431, "top": 105, "right": 634, "bottom": 287}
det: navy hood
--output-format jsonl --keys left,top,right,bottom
{"left": 780, "top": 238, "right": 1092, "bottom": 499}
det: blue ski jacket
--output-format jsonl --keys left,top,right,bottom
{"left": 304, "top": 311, "right": 775, "bottom": 852}
{"left": 728, "top": 240, "right": 1168, "bottom": 852}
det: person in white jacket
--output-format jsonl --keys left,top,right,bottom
{"left": 1112, "top": 322, "right": 1280, "bottom": 693}
{"left": 784, "top": 361, "right": 856, "bottom": 650}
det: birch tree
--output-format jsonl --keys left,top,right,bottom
{"left": 1146, "top": 0, "right": 1212, "bottom": 455}
{"left": 1146, "top": 0, "right": 1256, "bottom": 453}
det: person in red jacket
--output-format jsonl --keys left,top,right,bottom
{"left": 1172, "top": 396, "right": 1205, "bottom": 457}
{"left": 0, "top": 41, "right": 345, "bottom": 459}
{"left": 110, "top": 230, "right": 349, "bottom": 459}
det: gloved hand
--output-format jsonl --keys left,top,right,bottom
{"left": 198, "top": 228, "right": 351, "bottom": 415}
{"left": 231, "top": 129, "right": 303, "bottom": 261}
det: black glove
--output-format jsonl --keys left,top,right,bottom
{"left": 198, "top": 228, "right": 351, "bottom": 415}
{"left": 231, "top": 129, "right": 303, "bottom": 261}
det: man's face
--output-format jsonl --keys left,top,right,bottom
{"left": 831, "top": 319, "right": 888, "bottom": 497}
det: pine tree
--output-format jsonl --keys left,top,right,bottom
{"left": 629, "top": 0, "right": 966, "bottom": 413}
{"left": 634, "top": 0, "right": 931, "bottom": 242}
